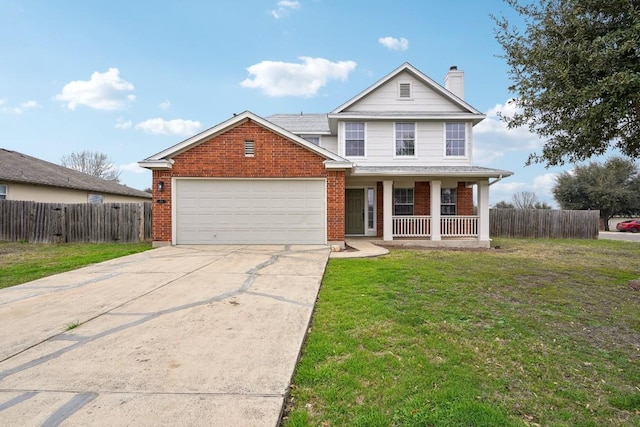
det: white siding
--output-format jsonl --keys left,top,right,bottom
{"left": 340, "top": 121, "right": 472, "bottom": 166}
{"left": 345, "top": 71, "right": 466, "bottom": 113}
{"left": 320, "top": 136, "right": 338, "bottom": 154}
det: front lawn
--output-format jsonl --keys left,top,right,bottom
{"left": 0, "top": 241, "right": 153, "bottom": 289}
{"left": 284, "top": 239, "right": 640, "bottom": 426}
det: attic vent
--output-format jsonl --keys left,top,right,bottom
{"left": 244, "top": 140, "right": 255, "bottom": 157}
{"left": 399, "top": 82, "right": 411, "bottom": 98}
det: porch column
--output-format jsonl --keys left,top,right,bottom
{"left": 430, "top": 180, "right": 441, "bottom": 241}
{"left": 478, "top": 180, "right": 490, "bottom": 246}
{"left": 383, "top": 180, "right": 393, "bottom": 241}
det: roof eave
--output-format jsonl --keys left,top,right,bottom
{"left": 138, "top": 159, "right": 174, "bottom": 170}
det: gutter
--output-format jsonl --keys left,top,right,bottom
{"left": 489, "top": 174, "right": 504, "bottom": 186}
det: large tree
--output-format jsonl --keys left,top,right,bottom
{"left": 553, "top": 157, "right": 640, "bottom": 229}
{"left": 60, "top": 150, "right": 121, "bottom": 182}
{"left": 493, "top": 0, "right": 640, "bottom": 166}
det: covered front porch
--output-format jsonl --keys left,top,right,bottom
{"left": 343, "top": 166, "right": 513, "bottom": 249}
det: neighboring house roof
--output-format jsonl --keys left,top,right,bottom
{"left": 330, "top": 62, "right": 485, "bottom": 119}
{"left": 266, "top": 114, "right": 331, "bottom": 134}
{"left": 350, "top": 166, "right": 513, "bottom": 179}
{"left": 139, "top": 111, "right": 351, "bottom": 170}
{"left": 0, "top": 148, "right": 152, "bottom": 199}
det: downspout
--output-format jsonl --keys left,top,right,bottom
{"left": 489, "top": 174, "right": 504, "bottom": 186}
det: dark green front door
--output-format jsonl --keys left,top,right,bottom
{"left": 345, "top": 189, "right": 365, "bottom": 234}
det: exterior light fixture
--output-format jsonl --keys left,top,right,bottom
{"left": 157, "top": 181, "right": 165, "bottom": 192}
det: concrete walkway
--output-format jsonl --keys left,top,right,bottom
{"left": 0, "top": 245, "right": 330, "bottom": 426}
{"left": 330, "top": 239, "right": 389, "bottom": 259}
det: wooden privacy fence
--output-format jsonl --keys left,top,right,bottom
{"left": 0, "top": 200, "right": 152, "bottom": 243}
{"left": 490, "top": 209, "right": 600, "bottom": 239}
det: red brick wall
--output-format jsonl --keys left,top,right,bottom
{"left": 457, "top": 182, "right": 474, "bottom": 215}
{"left": 376, "top": 182, "right": 383, "bottom": 237}
{"left": 151, "top": 119, "right": 345, "bottom": 243}
{"left": 414, "top": 181, "right": 431, "bottom": 215}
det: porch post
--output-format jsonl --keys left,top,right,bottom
{"left": 478, "top": 180, "right": 490, "bottom": 246}
{"left": 430, "top": 180, "right": 441, "bottom": 241}
{"left": 383, "top": 180, "right": 393, "bottom": 241}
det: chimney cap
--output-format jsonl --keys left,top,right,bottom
{"left": 449, "top": 65, "right": 458, "bottom": 71}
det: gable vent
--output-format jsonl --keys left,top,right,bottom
{"left": 244, "top": 140, "right": 255, "bottom": 157}
{"left": 399, "top": 83, "right": 411, "bottom": 98}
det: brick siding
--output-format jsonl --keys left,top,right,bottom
{"left": 151, "top": 119, "right": 346, "bottom": 243}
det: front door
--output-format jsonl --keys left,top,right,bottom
{"left": 345, "top": 189, "right": 365, "bottom": 234}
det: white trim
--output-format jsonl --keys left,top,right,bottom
{"left": 442, "top": 122, "right": 469, "bottom": 160}
{"left": 342, "top": 121, "right": 367, "bottom": 159}
{"left": 393, "top": 122, "right": 417, "bottom": 159}
{"left": 397, "top": 81, "right": 413, "bottom": 100}
{"left": 331, "top": 62, "right": 483, "bottom": 115}
{"left": 140, "top": 111, "right": 348, "bottom": 167}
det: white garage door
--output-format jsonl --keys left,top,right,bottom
{"left": 175, "top": 179, "right": 326, "bottom": 244}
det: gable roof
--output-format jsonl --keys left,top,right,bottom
{"left": 139, "top": 111, "right": 350, "bottom": 169}
{"left": 330, "top": 62, "right": 484, "bottom": 117}
{"left": 0, "top": 149, "right": 151, "bottom": 199}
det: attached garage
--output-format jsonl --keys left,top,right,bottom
{"left": 174, "top": 179, "right": 326, "bottom": 244}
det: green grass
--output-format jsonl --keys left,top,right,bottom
{"left": 0, "top": 241, "right": 153, "bottom": 289}
{"left": 284, "top": 238, "right": 640, "bottom": 426}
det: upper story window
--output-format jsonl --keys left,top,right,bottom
{"left": 398, "top": 82, "right": 412, "bottom": 99}
{"left": 445, "top": 123, "right": 466, "bottom": 156}
{"left": 302, "top": 136, "right": 320, "bottom": 145}
{"left": 394, "top": 188, "right": 414, "bottom": 215}
{"left": 0, "top": 184, "right": 7, "bottom": 200}
{"left": 345, "top": 122, "right": 365, "bottom": 157}
{"left": 441, "top": 188, "right": 457, "bottom": 215}
{"left": 395, "top": 123, "right": 415, "bottom": 156}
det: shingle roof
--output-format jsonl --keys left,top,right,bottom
{"left": 0, "top": 148, "right": 151, "bottom": 198}
{"left": 266, "top": 114, "right": 330, "bottom": 134}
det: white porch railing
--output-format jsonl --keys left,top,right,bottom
{"left": 393, "top": 215, "right": 431, "bottom": 237}
{"left": 441, "top": 215, "right": 479, "bottom": 237}
{"left": 392, "top": 215, "right": 479, "bottom": 238}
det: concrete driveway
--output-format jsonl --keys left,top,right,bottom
{"left": 0, "top": 245, "right": 330, "bottom": 426}
{"left": 600, "top": 231, "right": 640, "bottom": 242}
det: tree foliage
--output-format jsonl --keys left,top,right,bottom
{"left": 553, "top": 157, "right": 640, "bottom": 229}
{"left": 493, "top": 0, "right": 640, "bottom": 166}
{"left": 60, "top": 150, "right": 121, "bottom": 182}
{"left": 494, "top": 200, "right": 515, "bottom": 209}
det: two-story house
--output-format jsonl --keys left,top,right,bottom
{"left": 139, "top": 63, "right": 512, "bottom": 248}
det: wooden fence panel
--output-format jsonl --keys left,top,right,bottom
{"left": 0, "top": 200, "right": 152, "bottom": 244}
{"left": 490, "top": 209, "right": 599, "bottom": 239}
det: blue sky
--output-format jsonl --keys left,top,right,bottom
{"left": 1, "top": 0, "right": 574, "bottom": 205}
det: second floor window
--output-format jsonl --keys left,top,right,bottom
{"left": 395, "top": 123, "right": 415, "bottom": 156}
{"left": 445, "top": 123, "right": 466, "bottom": 156}
{"left": 345, "top": 122, "right": 365, "bottom": 156}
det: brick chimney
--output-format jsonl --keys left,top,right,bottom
{"left": 444, "top": 65, "right": 464, "bottom": 99}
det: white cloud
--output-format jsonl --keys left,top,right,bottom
{"left": 119, "top": 162, "right": 147, "bottom": 174}
{"left": 135, "top": 118, "right": 202, "bottom": 136}
{"left": 241, "top": 57, "right": 357, "bottom": 97}
{"left": 158, "top": 99, "right": 171, "bottom": 110}
{"left": 1, "top": 99, "right": 39, "bottom": 114}
{"left": 378, "top": 36, "right": 409, "bottom": 51}
{"left": 115, "top": 117, "right": 132, "bottom": 129}
{"left": 271, "top": 0, "right": 300, "bottom": 18}
{"left": 533, "top": 172, "right": 558, "bottom": 200}
{"left": 474, "top": 99, "right": 544, "bottom": 164}
{"left": 55, "top": 68, "right": 136, "bottom": 111}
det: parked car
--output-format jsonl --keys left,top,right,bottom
{"left": 616, "top": 219, "right": 640, "bottom": 232}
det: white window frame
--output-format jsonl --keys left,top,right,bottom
{"left": 397, "top": 81, "right": 413, "bottom": 100}
{"left": 344, "top": 122, "right": 366, "bottom": 158}
{"left": 441, "top": 188, "right": 457, "bottom": 215}
{"left": 394, "top": 122, "right": 417, "bottom": 158}
{"left": 444, "top": 122, "right": 468, "bottom": 158}
{"left": 0, "top": 184, "right": 7, "bottom": 200}
{"left": 394, "top": 187, "right": 414, "bottom": 216}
